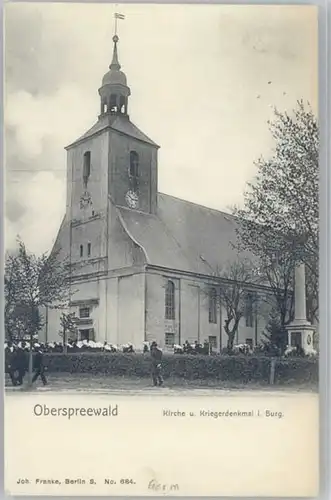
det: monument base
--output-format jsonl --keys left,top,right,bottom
{"left": 285, "top": 321, "right": 315, "bottom": 354}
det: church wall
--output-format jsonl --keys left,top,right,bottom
{"left": 145, "top": 273, "right": 164, "bottom": 345}
{"left": 180, "top": 280, "right": 201, "bottom": 345}
{"left": 67, "top": 131, "right": 110, "bottom": 221}
{"left": 199, "top": 289, "right": 222, "bottom": 349}
{"left": 96, "top": 278, "right": 107, "bottom": 344}
{"left": 107, "top": 208, "right": 136, "bottom": 270}
{"left": 109, "top": 132, "right": 157, "bottom": 213}
{"left": 39, "top": 279, "right": 102, "bottom": 343}
{"left": 145, "top": 273, "right": 223, "bottom": 350}
{"left": 150, "top": 147, "right": 158, "bottom": 213}
{"left": 39, "top": 266, "right": 268, "bottom": 350}
{"left": 71, "top": 215, "right": 107, "bottom": 264}
{"left": 144, "top": 270, "right": 268, "bottom": 351}
{"left": 104, "top": 277, "right": 118, "bottom": 345}
{"left": 145, "top": 272, "right": 181, "bottom": 348}
{"left": 41, "top": 306, "right": 61, "bottom": 344}
{"left": 236, "top": 319, "right": 259, "bottom": 346}
{"left": 117, "top": 272, "right": 145, "bottom": 348}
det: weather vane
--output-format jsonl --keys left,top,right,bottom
{"left": 114, "top": 12, "right": 125, "bottom": 37}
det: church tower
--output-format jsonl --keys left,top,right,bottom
{"left": 65, "top": 32, "right": 159, "bottom": 238}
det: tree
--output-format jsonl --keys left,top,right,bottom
{"left": 6, "top": 303, "right": 43, "bottom": 343}
{"left": 234, "top": 101, "right": 318, "bottom": 320}
{"left": 213, "top": 258, "right": 260, "bottom": 352}
{"left": 59, "top": 312, "right": 78, "bottom": 353}
{"left": 256, "top": 251, "right": 295, "bottom": 328}
{"left": 5, "top": 251, "right": 21, "bottom": 342}
{"left": 261, "top": 308, "right": 288, "bottom": 354}
{"left": 4, "top": 239, "right": 72, "bottom": 385}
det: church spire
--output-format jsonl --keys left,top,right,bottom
{"left": 98, "top": 18, "right": 131, "bottom": 118}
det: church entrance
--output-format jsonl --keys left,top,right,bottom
{"left": 79, "top": 329, "right": 95, "bottom": 342}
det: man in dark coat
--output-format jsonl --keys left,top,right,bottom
{"left": 150, "top": 341, "right": 163, "bottom": 387}
{"left": 32, "top": 347, "right": 47, "bottom": 385}
{"left": 13, "top": 345, "right": 28, "bottom": 385}
{"left": 5, "top": 342, "right": 16, "bottom": 386}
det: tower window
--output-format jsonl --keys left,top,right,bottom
{"left": 165, "top": 280, "right": 175, "bottom": 320}
{"left": 208, "top": 288, "right": 217, "bottom": 324}
{"left": 110, "top": 94, "right": 117, "bottom": 113}
{"left": 83, "top": 152, "right": 91, "bottom": 188}
{"left": 87, "top": 243, "right": 91, "bottom": 257}
{"left": 80, "top": 245, "right": 84, "bottom": 258}
{"left": 119, "top": 96, "right": 126, "bottom": 113}
{"left": 129, "top": 151, "right": 139, "bottom": 190}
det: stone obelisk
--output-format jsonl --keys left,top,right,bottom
{"left": 286, "top": 262, "right": 315, "bottom": 353}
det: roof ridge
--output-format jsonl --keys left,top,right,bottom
{"left": 158, "top": 192, "right": 237, "bottom": 221}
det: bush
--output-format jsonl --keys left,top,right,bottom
{"left": 43, "top": 352, "right": 318, "bottom": 385}
{"left": 275, "top": 357, "right": 318, "bottom": 385}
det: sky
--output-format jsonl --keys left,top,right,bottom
{"left": 4, "top": 3, "right": 318, "bottom": 255}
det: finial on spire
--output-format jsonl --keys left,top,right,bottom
{"left": 110, "top": 34, "right": 121, "bottom": 70}
{"left": 110, "top": 13, "right": 125, "bottom": 70}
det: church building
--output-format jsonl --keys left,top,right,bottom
{"left": 42, "top": 34, "right": 269, "bottom": 351}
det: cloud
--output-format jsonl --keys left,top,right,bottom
{"left": 5, "top": 172, "right": 66, "bottom": 254}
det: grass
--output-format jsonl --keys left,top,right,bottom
{"left": 5, "top": 372, "right": 318, "bottom": 394}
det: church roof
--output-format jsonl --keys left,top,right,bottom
{"left": 112, "top": 117, "right": 159, "bottom": 147}
{"left": 117, "top": 193, "right": 253, "bottom": 276}
{"left": 66, "top": 116, "right": 159, "bottom": 149}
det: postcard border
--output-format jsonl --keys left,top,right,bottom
{"left": 0, "top": 1, "right": 330, "bottom": 500}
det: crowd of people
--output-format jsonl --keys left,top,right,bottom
{"left": 173, "top": 340, "right": 214, "bottom": 355}
{"left": 4, "top": 339, "right": 164, "bottom": 387}
{"left": 5, "top": 335, "right": 315, "bottom": 389}
{"left": 5, "top": 341, "right": 47, "bottom": 387}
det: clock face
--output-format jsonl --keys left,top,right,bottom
{"left": 125, "top": 190, "right": 139, "bottom": 209}
{"left": 80, "top": 191, "right": 92, "bottom": 209}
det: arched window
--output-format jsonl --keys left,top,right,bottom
{"left": 208, "top": 288, "right": 217, "bottom": 324}
{"left": 83, "top": 152, "right": 91, "bottom": 188}
{"left": 110, "top": 94, "right": 117, "bottom": 113}
{"left": 129, "top": 151, "right": 139, "bottom": 190}
{"left": 119, "top": 96, "right": 126, "bottom": 114}
{"left": 165, "top": 280, "right": 175, "bottom": 320}
{"left": 80, "top": 244, "right": 84, "bottom": 258}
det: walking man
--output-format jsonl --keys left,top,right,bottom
{"left": 32, "top": 347, "right": 47, "bottom": 385}
{"left": 14, "top": 345, "right": 28, "bottom": 386}
{"left": 150, "top": 341, "right": 163, "bottom": 387}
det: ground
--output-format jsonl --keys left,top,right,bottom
{"left": 5, "top": 372, "right": 317, "bottom": 395}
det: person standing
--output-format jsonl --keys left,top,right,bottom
{"left": 32, "top": 347, "right": 47, "bottom": 385}
{"left": 5, "top": 342, "right": 16, "bottom": 386}
{"left": 14, "top": 345, "right": 28, "bottom": 385}
{"left": 150, "top": 341, "right": 163, "bottom": 387}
